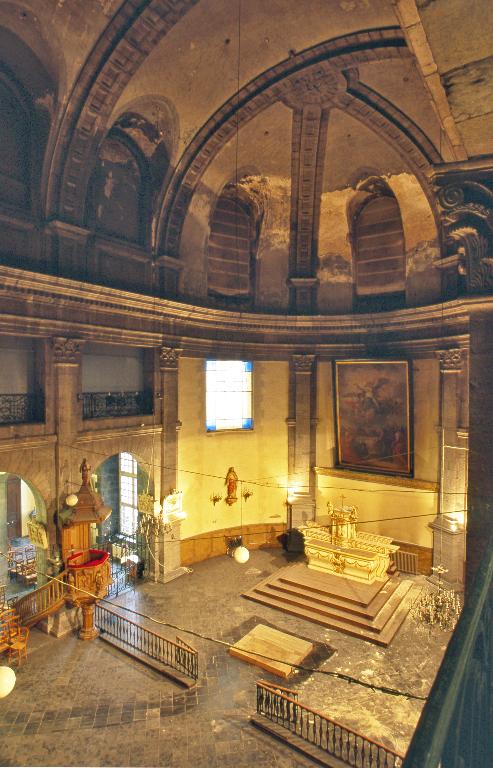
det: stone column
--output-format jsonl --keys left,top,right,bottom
{"left": 52, "top": 337, "right": 84, "bottom": 571}
{"left": 151, "top": 346, "right": 186, "bottom": 583}
{"left": 289, "top": 354, "right": 316, "bottom": 528}
{"left": 430, "top": 348, "right": 467, "bottom": 590}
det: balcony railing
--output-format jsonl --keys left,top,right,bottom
{"left": 402, "top": 528, "right": 493, "bottom": 768}
{"left": 81, "top": 390, "right": 153, "bottom": 419}
{"left": 95, "top": 603, "right": 198, "bottom": 681}
{"left": 0, "top": 392, "right": 45, "bottom": 424}
{"left": 255, "top": 679, "right": 404, "bottom": 767}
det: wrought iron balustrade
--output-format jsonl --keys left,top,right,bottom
{"left": 255, "top": 680, "right": 403, "bottom": 768}
{"left": 0, "top": 392, "right": 45, "bottom": 424}
{"left": 81, "top": 390, "right": 153, "bottom": 419}
{"left": 402, "top": 529, "right": 493, "bottom": 768}
{"left": 95, "top": 603, "right": 198, "bottom": 681}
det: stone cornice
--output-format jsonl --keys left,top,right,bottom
{"left": 0, "top": 264, "right": 483, "bottom": 357}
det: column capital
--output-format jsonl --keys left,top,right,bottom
{"left": 159, "top": 346, "right": 182, "bottom": 371}
{"left": 52, "top": 337, "right": 84, "bottom": 365}
{"left": 436, "top": 348, "right": 463, "bottom": 372}
{"left": 292, "top": 354, "right": 316, "bottom": 373}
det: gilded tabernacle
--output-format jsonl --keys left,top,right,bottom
{"left": 299, "top": 501, "right": 399, "bottom": 584}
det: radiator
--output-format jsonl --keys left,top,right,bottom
{"left": 394, "top": 549, "right": 419, "bottom": 575}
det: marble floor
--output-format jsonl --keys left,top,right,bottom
{"left": 0, "top": 548, "right": 452, "bottom": 767}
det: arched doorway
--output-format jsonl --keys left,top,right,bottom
{"left": 93, "top": 453, "right": 151, "bottom": 594}
{"left": 0, "top": 472, "right": 47, "bottom": 600}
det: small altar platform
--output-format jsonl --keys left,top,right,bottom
{"left": 242, "top": 564, "right": 417, "bottom": 646}
{"left": 229, "top": 624, "right": 314, "bottom": 678}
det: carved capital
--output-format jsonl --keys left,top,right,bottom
{"left": 292, "top": 354, "right": 316, "bottom": 373}
{"left": 52, "top": 337, "right": 84, "bottom": 365}
{"left": 436, "top": 348, "right": 463, "bottom": 372}
{"left": 159, "top": 346, "right": 182, "bottom": 371}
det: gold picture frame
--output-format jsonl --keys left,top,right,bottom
{"left": 334, "top": 360, "right": 412, "bottom": 476}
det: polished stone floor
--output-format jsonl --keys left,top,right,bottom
{"left": 0, "top": 549, "right": 452, "bottom": 767}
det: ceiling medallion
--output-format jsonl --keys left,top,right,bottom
{"left": 278, "top": 63, "right": 346, "bottom": 109}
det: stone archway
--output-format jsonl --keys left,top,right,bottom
{"left": 0, "top": 471, "right": 47, "bottom": 596}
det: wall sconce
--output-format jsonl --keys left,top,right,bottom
{"left": 242, "top": 488, "right": 253, "bottom": 503}
{"left": 210, "top": 492, "right": 223, "bottom": 506}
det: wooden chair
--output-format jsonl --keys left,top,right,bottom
{"left": 6, "top": 550, "right": 17, "bottom": 581}
{"left": 0, "top": 624, "right": 10, "bottom": 658}
{"left": 8, "top": 625, "right": 29, "bottom": 666}
{"left": 0, "top": 608, "right": 21, "bottom": 640}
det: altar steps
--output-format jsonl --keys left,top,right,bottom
{"left": 242, "top": 564, "right": 417, "bottom": 646}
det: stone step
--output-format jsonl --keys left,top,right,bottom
{"left": 243, "top": 582, "right": 418, "bottom": 646}
{"left": 265, "top": 576, "right": 403, "bottom": 620}
{"left": 278, "top": 564, "right": 387, "bottom": 607}
{"left": 252, "top": 581, "right": 412, "bottom": 632}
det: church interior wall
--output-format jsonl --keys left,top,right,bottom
{"left": 178, "top": 358, "right": 289, "bottom": 550}
{"left": 315, "top": 356, "right": 439, "bottom": 551}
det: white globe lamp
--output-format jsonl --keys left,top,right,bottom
{"left": 65, "top": 493, "right": 79, "bottom": 507}
{"left": 0, "top": 667, "right": 16, "bottom": 698}
{"left": 233, "top": 545, "right": 250, "bottom": 564}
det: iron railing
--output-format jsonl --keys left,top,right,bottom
{"left": 402, "top": 529, "right": 493, "bottom": 768}
{"left": 13, "top": 572, "right": 68, "bottom": 626}
{"left": 81, "top": 390, "right": 153, "bottom": 419}
{"left": 94, "top": 603, "right": 198, "bottom": 681}
{"left": 0, "top": 392, "right": 45, "bottom": 424}
{"left": 255, "top": 680, "right": 404, "bottom": 768}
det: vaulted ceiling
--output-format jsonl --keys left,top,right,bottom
{"left": 1, "top": 0, "right": 492, "bottom": 312}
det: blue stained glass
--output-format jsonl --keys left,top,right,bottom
{"left": 242, "top": 417, "right": 253, "bottom": 429}
{"left": 244, "top": 361, "right": 252, "bottom": 372}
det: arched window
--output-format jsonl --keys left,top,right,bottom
{"left": 353, "top": 185, "right": 405, "bottom": 304}
{"left": 89, "top": 133, "right": 148, "bottom": 245}
{"left": 0, "top": 78, "right": 30, "bottom": 210}
{"left": 208, "top": 187, "right": 256, "bottom": 302}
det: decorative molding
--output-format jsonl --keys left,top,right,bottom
{"left": 292, "top": 354, "right": 316, "bottom": 373}
{"left": 0, "top": 265, "right": 479, "bottom": 355}
{"left": 436, "top": 348, "right": 463, "bottom": 372}
{"left": 52, "top": 337, "right": 84, "bottom": 365}
{"left": 314, "top": 465, "right": 439, "bottom": 491}
{"left": 160, "top": 346, "right": 182, "bottom": 370}
{"left": 76, "top": 425, "right": 162, "bottom": 443}
{"left": 0, "top": 434, "right": 57, "bottom": 453}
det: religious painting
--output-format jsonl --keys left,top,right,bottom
{"left": 334, "top": 360, "right": 412, "bottom": 476}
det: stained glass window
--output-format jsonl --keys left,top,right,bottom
{"left": 206, "top": 360, "right": 253, "bottom": 431}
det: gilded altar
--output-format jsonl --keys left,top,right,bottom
{"left": 298, "top": 502, "right": 399, "bottom": 584}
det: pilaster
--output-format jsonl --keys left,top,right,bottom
{"left": 289, "top": 354, "right": 316, "bottom": 527}
{"left": 52, "top": 337, "right": 85, "bottom": 564}
{"left": 430, "top": 348, "right": 467, "bottom": 590}
{"left": 152, "top": 345, "right": 185, "bottom": 583}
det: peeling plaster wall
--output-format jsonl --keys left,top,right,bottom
{"left": 388, "top": 173, "right": 440, "bottom": 306}
{"left": 315, "top": 359, "right": 439, "bottom": 548}
{"left": 178, "top": 358, "right": 289, "bottom": 542}
{"left": 317, "top": 106, "right": 440, "bottom": 311}
{"left": 180, "top": 102, "right": 292, "bottom": 307}
{"left": 317, "top": 188, "right": 354, "bottom": 312}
